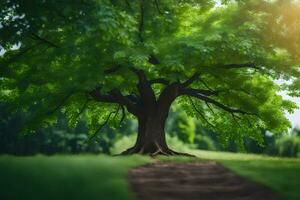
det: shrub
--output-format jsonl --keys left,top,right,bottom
{"left": 194, "top": 135, "right": 216, "bottom": 151}
{"left": 275, "top": 135, "right": 300, "bottom": 157}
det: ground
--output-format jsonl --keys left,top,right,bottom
{"left": 129, "top": 162, "right": 278, "bottom": 200}
{"left": 0, "top": 150, "right": 299, "bottom": 200}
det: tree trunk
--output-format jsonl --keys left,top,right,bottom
{"left": 121, "top": 108, "right": 193, "bottom": 156}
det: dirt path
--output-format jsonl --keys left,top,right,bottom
{"left": 128, "top": 162, "right": 279, "bottom": 200}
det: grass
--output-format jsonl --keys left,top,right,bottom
{"left": 0, "top": 151, "right": 299, "bottom": 200}
{"left": 160, "top": 149, "right": 300, "bottom": 200}
{"left": 0, "top": 154, "right": 151, "bottom": 200}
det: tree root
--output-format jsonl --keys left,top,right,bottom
{"left": 119, "top": 145, "right": 195, "bottom": 157}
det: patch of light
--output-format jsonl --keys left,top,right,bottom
{"left": 0, "top": 46, "right": 4, "bottom": 57}
{"left": 214, "top": 0, "right": 223, "bottom": 8}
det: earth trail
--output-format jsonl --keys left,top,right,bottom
{"left": 128, "top": 162, "right": 279, "bottom": 200}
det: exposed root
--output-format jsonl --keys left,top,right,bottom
{"left": 119, "top": 145, "right": 196, "bottom": 157}
{"left": 167, "top": 149, "right": 196, "bottom": 157}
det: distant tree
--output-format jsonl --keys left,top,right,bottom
{"left": 1, "top": 0, "right": 300, "bottom": 155}
{"left": 292, "top": 127, "right": 300, "bottom": 136}
{"left": 168, "top": 108, "right": 196, "bottom": 143}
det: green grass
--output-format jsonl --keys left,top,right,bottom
{"left": 160, "top": 149, "right": 300, "bottom": 200}
{"left": 1, "top": 151, "right": 299, "bottom": 200}
{"left": 0, "top": 154, "right": 151, "bottom": 200}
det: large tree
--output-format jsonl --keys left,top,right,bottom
{"left": 1, "top": 0, "right": 300, "bottom": 155}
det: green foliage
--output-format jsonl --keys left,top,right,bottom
{"left": 168, "top": 107, "right": 196, "bottom": 143}
{"left": 194, "top": 135, "right": 216, "bottom": 151}
{"left": 110, "top": 134, "right": 137, "bottom": 155}
{"left": 275, "top": 135, "right": 300, "bottom": 157}
{"left": 1, "top": 0, "right": 300, "bottom": 147}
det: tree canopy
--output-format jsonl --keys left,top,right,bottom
{"left": 1, "top": 0, "right": 300, "bottom": 151}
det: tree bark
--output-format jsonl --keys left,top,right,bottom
{"left": 121, "top": 106, "right": 193, "bottom": 156}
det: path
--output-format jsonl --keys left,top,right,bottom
{"left": 128, "top": 162, "right": 279, "bottom": 200}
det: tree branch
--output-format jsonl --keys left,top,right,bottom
{"left": 183, "top": 88, "right": 218, "bottom": 96}
{"left": 47, "top": 91, "right": 74, "bottom": 115}
{"left": 89, "top": 88, "right": 139, "bottom": 115}
{"left": 2, "top": 42, "right": 43, "bottom": 65}
{"left": 71, "top": 98, "right": 89, "bottom": 122}
{"left": 149, "top": 78, "right": 169, "bottom": 85}
{"left": 154, "top": 0, "right": 163, "bottom": 14}
{"left": 205, "top": 102, "right": 215, "bottom": 114}
{"left": 30, "top": 34, "right": 60, "bottom": 48}
{"left": 157, "top": 83, "right": 181, "bottom": 115}
{"left": 120, "top": 105, "right": 126, "bottom": 125}
{"left": 124, "top": 0, "right": 132, "bottom": 10}
{"left": 104, "top": 65, "right": 122, "bottom": 74}
{"left": 188, "top": 97, "right": 215, "bottom": 128}
{"left": 88, "top": 111, "right": 116, "bottom": 141}
{"left": 185, "top": 92, "right": 252, "bottom": 115}
{"left": 182, "top": 72, "right": 200, "bottom": 87}
{"left": 89, "top": 89, "right": 117, "bottom": 104}
{"left": 218, "top": 63, "right": 259, "bottom": 69}
{"left": 148, "top": 54, "right": 160, "bottom": 65}
{"left": 131, "top": 69, "right": 157, "bottom": 109}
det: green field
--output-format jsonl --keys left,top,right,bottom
{"left": 0, "top": 155, "right": 150, "bottom": 200}
{"left": 0, "top": 151, "right": 299, "bottom": 200}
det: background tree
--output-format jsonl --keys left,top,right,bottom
{"left": 1, "top": 0, "right": 300, "bottom": 155}
{"left": 167, "top": 107, "right": 196, "bottom": 144}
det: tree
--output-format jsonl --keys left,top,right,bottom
{"left": 167, "top": 107, "right": 196, "bottom": 144}
{"left": 1, "top": 0, "right": 300, "bottom": 155}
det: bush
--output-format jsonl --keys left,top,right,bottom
{"left": 166, "top": 135, "right": 194, "bottom": 152}
{"left": 275, "top": 135, "right": 300, "bottom": 157}
{"left": 194, "top": 135, "right": 216, "bottom": 151}
{"left": 109, "top": 134, "right": 136, "bottom": 155}
{"left": 167, "top": 109, "right": 196, "bottom": 144}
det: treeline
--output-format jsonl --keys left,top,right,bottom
{"left": 1, "top": 104, "right": 299, "bottom": 157}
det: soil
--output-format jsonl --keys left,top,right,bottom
{"left": 128, "top": 162, "right": 279, "bottom": 200}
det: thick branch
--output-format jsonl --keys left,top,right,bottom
{"left": 157, "top": 83, "right": 181, "bottom": 116}
{"left": 89, "top": 88, "right": 138, "bottom": 115}
{"left": 149, "top": 78, "right": 169, "bottom": 85}
{"left": 89, "top": 89, "right": 117, "bottom": 103}
{"left": 110, "top": 89, "right": 139, "bottom": 110}
{"left": 132, "top": 69, "right": 157, "bottom": 109}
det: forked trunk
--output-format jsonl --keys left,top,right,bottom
{"left": 121, "top": 109, "right": 193, "bottom": 156}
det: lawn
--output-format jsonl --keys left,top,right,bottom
{"left": 0, "top": 155, "right": 150, "bottom": 200}
{"left": 161, "top": 150, "right": 300, "bottom": 200}
{"left": 0, "top": 151, "right": 299, "bottom": 200}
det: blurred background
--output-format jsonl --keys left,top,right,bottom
{"left": 1, "top": 102, "right": 299, "bottom": 158}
